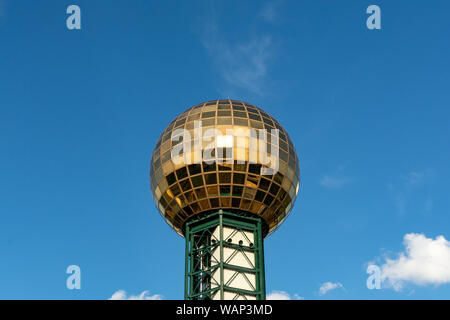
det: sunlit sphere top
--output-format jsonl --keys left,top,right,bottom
{"left": 150, "top": 99, "right": 300, "bottom": 238}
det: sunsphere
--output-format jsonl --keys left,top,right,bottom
{"left": 150, "top": 99, "right": 300, "bottom": 237}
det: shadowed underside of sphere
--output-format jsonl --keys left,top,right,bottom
{"left": 150, "top": 99, "right": 300, "bottom": 238}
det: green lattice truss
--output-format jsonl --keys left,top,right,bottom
{"left": 184, "top": 210, "right": 266, "bottom": 300}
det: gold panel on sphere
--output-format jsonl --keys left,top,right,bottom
{"left": 150, "top": 100, "right": 300, "bottom": 237}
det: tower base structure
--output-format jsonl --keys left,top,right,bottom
{"left": 184, "top": 210, "right": 266, "bottom": 300}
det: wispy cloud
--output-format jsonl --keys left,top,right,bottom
{"left": 109, "top": 290, "right": 163, "bottom": 300}
{"left": 320, "top": 175, "right": 351, "bottom": 189}
{"left": 388, "top": 170, "right": 435, "bottom": 216}
{"left": 406, "top": 171, "right": 426, "bottom": 186}
{"left": 320, "top": 165, "right": 352, "bottom": 189}
{"left": 319, "top": 282, "right": 344, "bottom": 295}
{"left": 266, "top": 290, "right": 303, "bottom": 300}
{"left": 374, "top": 233, "right": 450, "bottom": 291}
{"left": 200, "top": 3, "right": 276, "bottom": 96}
{"left": 204, "top": 35, "right": 272, "bottom": 96}
{"left": 259, "top": 0, "right": 284, "bottom": 23}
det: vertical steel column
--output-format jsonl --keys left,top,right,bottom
{"left": 257, "top": 218, "right": 266, "bottom": 299}
{"left": 219, "top": 209, "right": 224, "bottom": 300}
{"left": 184, "top": 224, "right": 190, "bottom": 300}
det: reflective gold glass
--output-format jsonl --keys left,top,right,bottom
{"left": 150, "top": 100, "right": 300, "bottom": 237}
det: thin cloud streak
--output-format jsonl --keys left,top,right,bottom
{"left": 319, "top": 282, "right": 344, "bottom": 295}
{"left": 320, "top": 165, "right": 352, "bottom": 189}
{"left": 320, "top": 175, "right": 351, "bottom": 189}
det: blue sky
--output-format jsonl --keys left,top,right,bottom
{"left": 0, "top": 0, "right": 449, "bottom": 299}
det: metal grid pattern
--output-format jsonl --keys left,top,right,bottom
{"left": 184, "top": 210, "right": 265, "bottom": 300}
{"left": 150, "top": 99, "right": 300, "bottom": 237}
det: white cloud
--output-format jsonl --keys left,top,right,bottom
{"left": 266, "top": 290, "right": 303, "bottom": 300}
{"left": 266, "top": 290, "right": 290, "bottom": 300}
{"left": 200, "top": 4, "right": 275, "bottom": 95}
{"left": 319, "top": 282, "right": 343, "bottom": 295}
{"left": 379, "top": 233, "right": 450, "bottom": 291}
{"left": 109, "top": 290, "right": 163, "bottom": 300}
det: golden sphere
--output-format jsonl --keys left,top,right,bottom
{"left": 150, "top": 100, "right": 300, "bottom": 237}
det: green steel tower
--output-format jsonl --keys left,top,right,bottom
{"left": 150, "top": 100, "right": 300, "bottom": 300}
